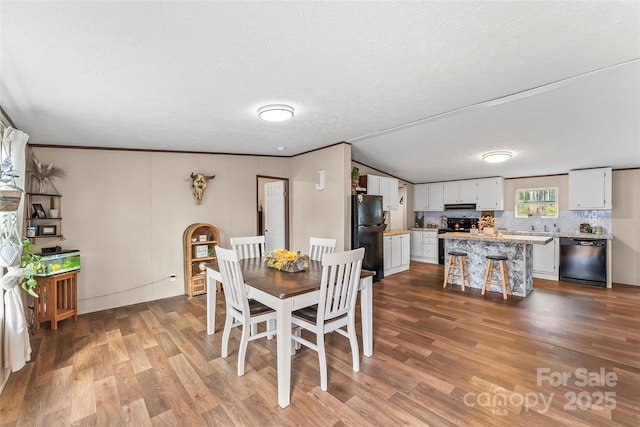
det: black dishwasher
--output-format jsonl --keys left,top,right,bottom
{"left": 559, "top": 238, "right": 607, "bottom": 287}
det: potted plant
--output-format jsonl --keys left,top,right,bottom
{"left": 49, "top": 196, "right": 59, "bottom": 218}
{"left": 479, "top": 215, "right": 495, "bottom": 235}
{"left": 20, "top": 238, "right": 41, "bottom": 297}
{"left": 351, "top": 166, "right": 360, "bottom": 187}
{"left": 0, "top": 128, "right": 24, "bottom": 212}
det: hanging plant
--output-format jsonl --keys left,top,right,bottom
{"left": 20, "top": 238, "right": 41, "bottom": 297}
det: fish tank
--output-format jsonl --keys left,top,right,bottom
{"left": 35, "top": 250, "right": 81, "bottom": 277}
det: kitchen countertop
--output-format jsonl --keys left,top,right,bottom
{"left": 410, "top": 228, "right": 439, "bottom": 232}
{"left": 439, "top": 232, "right": 553, "bottom": 245}
{"left": 383, "top": 229, "right": 411, "bottom": 236}
{"left": 506, "top": 230, "right": 613, "bottom": 240}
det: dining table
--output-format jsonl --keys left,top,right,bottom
{"left": 205, "top": 257, "right": 374, "bottom": 408}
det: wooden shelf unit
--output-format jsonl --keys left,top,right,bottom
{"left": 183, "top": 223, "right": 219, "bottom": 297}
{"left": 24, "top": 192, "right": 63, "bottom": 240}
{"left": 33, "top": 270, "right": 79, "bottom": 330}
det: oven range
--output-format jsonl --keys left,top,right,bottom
{"left": 437, "top": 218, "right": 479, "bottom": 264}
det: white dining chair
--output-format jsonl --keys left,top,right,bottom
{"left": 230, "top": 235, "right": 266, "bottom": 260}
{"left": 308, "top": 237, "right": 337, "bottom": 262}
{"left": 291, "top": 247, "right": 365, "bottom": 391}
{"left": 217, "top": 246, "right": 277, "bottom": 376}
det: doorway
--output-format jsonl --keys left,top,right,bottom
{"left": 257, "top": 176, "right": 289, "bottom": 251}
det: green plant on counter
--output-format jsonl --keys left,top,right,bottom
{"left": 20, "top": 238, "right": 41, "bottom": 297}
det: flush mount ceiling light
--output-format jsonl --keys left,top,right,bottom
{"left": 482, "top": 151, "right": 512, "bottom": 163}
{"left": 258, "top": 104, "right": 294, "bottom": 122}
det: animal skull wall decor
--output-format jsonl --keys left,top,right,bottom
{"left": 190, "top": 173, "right": 215, "bottom": 204}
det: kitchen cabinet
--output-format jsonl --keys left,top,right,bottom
{"left": 476, "top": 177, "right": 505, "bottom": 210}
{"left": 569, "top": 167, "right": 612, "bottom": 210}
{"left": 410, "top": 230, "right": 438, "bottom": 264}
{"left": 365, "top": 174, "right": 398, "bottom": 210}
{"left": 533, "top": 237, "right": 559, "bottom": 280}
{"left": 443, "top": 180, "right": 477, "bottom": 204}
{"left": 410, "top": 231, "right": 423, "bottom": 256}
{"left": 384, "top": 233, "right": 410, "bottom": 276}
{"left": 414, "top": 184, "right": 428, "bottom": 211}
{"left": 427, "top": 183, "right": 444, "bottom": 211}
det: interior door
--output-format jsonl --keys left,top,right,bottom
{"left": 264, "top": 180, "right": 286, "bottom": 251}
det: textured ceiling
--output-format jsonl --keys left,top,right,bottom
{"left": 1, "top": 1, "right": 639, "bottom": 183}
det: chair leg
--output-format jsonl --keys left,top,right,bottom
{"left": 500, "top": 261, "right": 509, "bottom": 300}
{"left": 222, "top": 313, "right": 233, "bottom": 358}
{"left": 267, "top": 319, "right": 275, "bottom": 340}
{"left": 347, "top": 322, "right": 360, "bottom": 372}
{"left": 237, "top": 322, "right": 251, "bottom": 376}
{"left": 317, "top": 332, "right": 328, "bottom": 391}
{"left": 463, "top": 257, "right": 470, "bottom": 291}
{"left": 482, "top": 260, "right": 492, "bottom": 295}
{"left": 443, "top": 256, "right": 452, "bottom": 288}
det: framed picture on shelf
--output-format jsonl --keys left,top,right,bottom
{"left": 199, "top": 234, "right": 208, "bottom": 242}
{"left": 32, "top": 203, "right": 47, "bottom": 218}
{"left": 195, "top": 245, "right": 208, "bottom": 259}
{"left": 39, "top": 225, "right": 57, "bottom": 236}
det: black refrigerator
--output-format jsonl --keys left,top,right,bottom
{"left": 351, "top": 194, "right": 384, "bottom": 282}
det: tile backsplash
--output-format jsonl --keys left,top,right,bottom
{"left": 415, "top": 210, "right": 611, "bottom": 234}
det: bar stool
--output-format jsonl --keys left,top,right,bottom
{"left": 482, "top": 254, "right": 512, "bottom": 299}
{"left": 443, "top": 251, "right": 470, "bottom": 291}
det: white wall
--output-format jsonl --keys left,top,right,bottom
{"left": 612, "top": 169, "right": 640, "bottom": 286}
{"left": 31, "top": 147, "right": 290, "bottom": 314}
{"left": 290, "top": 144, "right": 351, "bottom": 252}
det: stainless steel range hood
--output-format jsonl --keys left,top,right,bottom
{"left": 444, "top": 203, "right": 477, "bottom": 211}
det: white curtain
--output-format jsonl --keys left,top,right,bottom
{"left": 0, "top": 126, "right": 30, "bottom": 374}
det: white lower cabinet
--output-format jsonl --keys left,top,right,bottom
{"left": 410, "top": 230, "right": 439, "bottom": 264}
{"left": 533, "top": 237, "right": 559, "bottom": 280}
{"left": 384, "top": 233, "right": 410, "bottom": 276}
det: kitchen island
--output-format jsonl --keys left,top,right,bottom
{"left": 439, "top": 232, "right": 553, "bottom": 297}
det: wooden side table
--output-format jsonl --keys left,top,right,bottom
{"left": 33, "top": 270, "right": 79, "bottom": 330}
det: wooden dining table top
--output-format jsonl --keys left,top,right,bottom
{"left": 206, "top": 258, "right": 373, "bottom": 299}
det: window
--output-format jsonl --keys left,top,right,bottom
{"left": 516, "top": 188, "right": 558, "bottom": 218}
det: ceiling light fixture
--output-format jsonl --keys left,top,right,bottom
{"left": 482, "top": 151, "right": 512, "bottom": 163}
{"left": 258, "top": 104, "right": 294, "bottom": 122}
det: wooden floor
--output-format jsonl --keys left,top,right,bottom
{"left": 1, "top": 261, "right": 639, "bottom": 426}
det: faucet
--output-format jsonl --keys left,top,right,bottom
{"left": 531, "top": 225, "right": 535, "bottom": 231}
{"left": 544, "top": 225, "right": 548, "bottom": 232}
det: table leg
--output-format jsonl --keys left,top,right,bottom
{"left": 276, "top": 299, "right": 293, "bottom": 408}
{"left": 360, "top": 275, "right": 373, "bottom": 357}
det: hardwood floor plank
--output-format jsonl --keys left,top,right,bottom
{"left": 121, "top": 398, "right": 152, "bottom": 427}
{"left": 105, "top": 329, "right": 130, "bottom": 365}
{"left": 45, "top": 365, "right": 73, "bottom": 416}
{"left": 70, "top": 368, "right": 95, "bottom": 422}
{"left": 167, "top": 353, "right": 219, "bottom": 414}
{"left": 0, "top": 363, "right": 32, "bottom": 425}
{"left": 94, "top": 376, "right": 123, "bottom": 426}
{"left": 122, "top": 333, "right": 153, "bottom": 374}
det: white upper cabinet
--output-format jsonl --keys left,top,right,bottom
{"left": 443, "top": 180, "right": 477, "bottom": 204}
{"left": 366, "top": 174, "right": 381, "bottom": 196}
{"left": 414, "top": 184, "right": 429, "bottom": 211}
{"left": 382, "top": 177, "right": 399, "bottom": 211}
{"left": 427, "top": 183, "right": 444, "bottom": 211}
{"left": 459, "top": 180, "right": 478, "bottom": 204}
{"left": 476, "top": 177, "right": 505, "bottom": 210}
{"left": 413, "top": 183, "right": 444, "bottom": 211}
{"left": 366, "top": 174, "right": 398, "bottom": 210}
{"left": 569, "top": 167, "right": 612, "bottom": 210}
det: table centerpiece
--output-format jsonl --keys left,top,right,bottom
{"left": 264, "top": 249, "right": 309, "bottom": 272}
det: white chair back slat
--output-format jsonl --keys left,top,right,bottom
{"left": 215, "top": 247, "right": 249, "bottom": 317}
{"left": 309, "top": 237, "right": 337, "bottom": 262}
{"left": 230, "top": 236, "right": 266, "bottom": 260}
{"left": 318, "top": 248, "right": 364, "bottom": 323}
